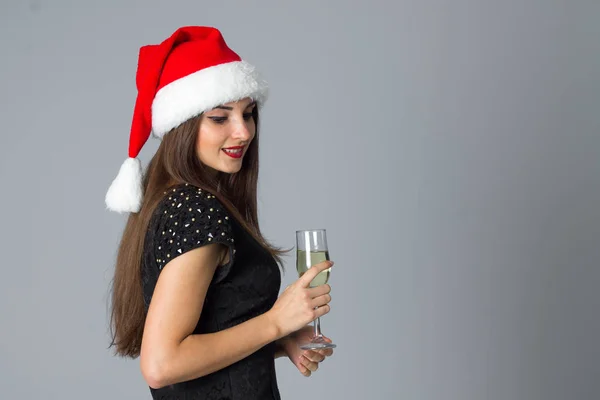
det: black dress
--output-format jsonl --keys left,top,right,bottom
{"left": 141, "top": 183, "right": 282, "bottom": 400}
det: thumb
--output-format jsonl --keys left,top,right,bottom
{"left": 300, "top": 260, "right": 334, "bottom": 287}
{"left": 323, "top": 336, "right": 332, "bottom": 343}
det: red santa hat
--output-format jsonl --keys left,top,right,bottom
{"left": 105, "top": 26, "right": 269, "bottom": 213}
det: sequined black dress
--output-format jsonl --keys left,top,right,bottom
{"left": 141, "top": 184, "right": 282, "bottom": 400}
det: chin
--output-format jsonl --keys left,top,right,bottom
{"left": 216, "top": 164, "right": 243, "bottom": 175}
{"left": 200, "top": 158, "right": 243, "bottom": 175}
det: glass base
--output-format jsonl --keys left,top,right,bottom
{"left": 299, "top": 335, "right": 337, "bottom": 350}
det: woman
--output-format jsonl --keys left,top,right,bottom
{"left": 105, "top": 26, "right": 334, "bottom": 399}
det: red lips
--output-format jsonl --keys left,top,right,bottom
{"left": 222, "top": 146, "right": 244, "bottom": 159}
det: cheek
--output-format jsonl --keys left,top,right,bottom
{"left": 197, "top": 128, "right": 225, "bottom": 153}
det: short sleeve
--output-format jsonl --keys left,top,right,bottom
{"left": 154, "top": 185, "right": 236, "bottom": 281}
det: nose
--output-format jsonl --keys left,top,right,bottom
{"left": 231, "top": 118, "right": 253, "bottom": 141}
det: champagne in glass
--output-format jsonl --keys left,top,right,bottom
{"left": 296, "top": 229, "right": 336, "bottom": 350}
{"left": 296, "top": 249, "right": 330, "bottom": 287}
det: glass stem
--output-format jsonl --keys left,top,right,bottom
{"left": 314, "top": 316, "right": 323, "bottom": 338}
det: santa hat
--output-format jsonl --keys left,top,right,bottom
{"left": 105, "top": 26, "right": 269, "bottom": 213}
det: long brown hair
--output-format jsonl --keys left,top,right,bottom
{"left": 108, "top": 107, "right": 288, "bottom": 358}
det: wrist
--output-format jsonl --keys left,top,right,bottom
{"left": 274, "top": 338, "right": 286, "bottom": 359}
{"left": 274, "top": 335, "right": 292, "bottom": 359}
{"left": 262, "top": 310, "right": 283, "bottom": 342}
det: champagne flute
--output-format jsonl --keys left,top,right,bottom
{"left": 296, "top": 229, "right": 337, "bottom": 350}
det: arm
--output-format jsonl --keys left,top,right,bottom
{"left": 274, "top": 336, "right": 291, "bottom": 359}
{"left": 139, "top": 243, "right": 280, "bottom": 389}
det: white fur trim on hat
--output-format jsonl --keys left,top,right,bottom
{"left": 105, "top": 157, "right": 143, "bottom": 213}
{"left": 151, "top": 60, "right": 269, "bottom": 137}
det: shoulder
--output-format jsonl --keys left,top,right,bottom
{"left": 158, "top": 183, "right": 220, "bottom": 209}
{"left": 151, "top": 184, "right": 236, "bottom": 271}
{"left": 153, "top": 184, "right": 232, "bottom": 223}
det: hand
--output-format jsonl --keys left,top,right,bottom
{"left": 267, "top": 261, "right": 333, "bottom": 339}
{"left": 280, "top": 326, "right": 335, "bottom": 377}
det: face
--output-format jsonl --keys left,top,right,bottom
{"left": 196, "top": 97, "right": 256, "bottom": 174}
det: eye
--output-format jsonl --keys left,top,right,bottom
{"left": 243, "top": 113, "right": 253, "bottom": 121}
{"left": 208, "top": 116, "right": 227, "bottom": 124}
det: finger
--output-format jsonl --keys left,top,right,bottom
{"left": 294, "top": 355, "right": 312, "bottom": 377}
{"left": 307, "top": 284, "right": 331, "bottom": 298}
{"left": 313, "top": 304, "right": 331, "bottom": 319}
{"left": 297, "top": 360, "right": 311, "bottom": 376}
{"left": 301, "top": 356, "right": 319, "bottom": 372}
{"left": 300, "top": 260, "right": 334, "bottom": 287}
{"left": 311, "top": 293, "right": 332, "bottom": 308}
{"left": 303, "top": 350, "right": 325, "bottom": 363}
{"left": 301, "top": 366, "right": 311, "bottom": 377}
{"left": 317, "top": 348, "right": 334, "bottom": 357}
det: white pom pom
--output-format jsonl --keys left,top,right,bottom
{"left": 105, "top": 157, "right": 143, "bottom": 213}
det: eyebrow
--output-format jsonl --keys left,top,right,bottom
{"left": 213, "top": 101, "right": 256, "bottom": 111}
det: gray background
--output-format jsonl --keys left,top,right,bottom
{"left": 1, "top": 0, "right": 598, "bottom": 399}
